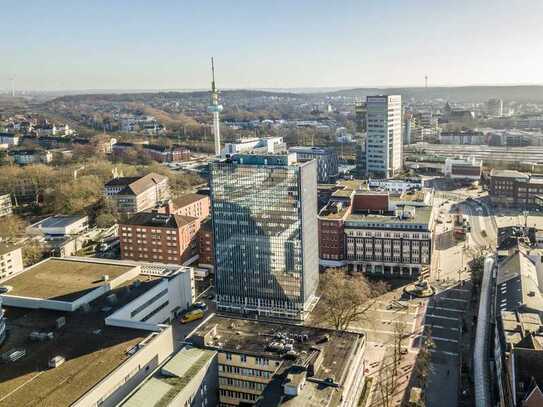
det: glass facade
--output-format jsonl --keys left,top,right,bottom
{"left": 210, "top": 154, "right": 318, "bottom": 320}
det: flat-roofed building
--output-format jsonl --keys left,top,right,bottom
{"left": 0, "top": 193, "right": 12, "bottom": 218}
{"left": 105, "top": 173, "right": 170, "bottom": 214}
{"left": 8, "top": 149, "right": 53, "bottom": 165}
{"left": 119, "top": 212, "right": 200, "bottom": 265}
{"left": 439, "top": 129, "right": 485, "bottom": 145}
{"left": 0, "top": 257, "right": 194, "bottom": 314}
{"left": 345, "top": 203, "right": 433, "bottom": 278}
{"left": 0, "top": 257, "right": 198, "bottom": 407}
{"left": 288, "top": 146, "right": 339, "bottom": 183}
{"left": 444, "top": 157, "right": 482, "bottom": 180}
{"left": 489, "top": 170, "right": 543, "bottom": 208}
{"left": 0, "top": 244, "right": 23, "bottom": 281}
{"left": 222, "top": 136, "right": 286, "bottom": 158}
{"left": 121, "top": 345, "right": 218, "bottom": 407}
{"left": 318, "top": 188, "right": 433, "bottom": 279}
{"left": 365, "top": 95, "right": 403, "bottom": 178}
{"left": 209, "top": 153, "right": 319, "bottom": 320}
{"left": 188, "top": 315, "right": 366, "bottom": 407}
{"left": 0, "top": 132, "right": 19, "bottom": 146}
{"left": 0, "top": 257, "right": 139, "bottom": 311}
{"left": 27, "top": 214, "right": 89, "bottom": 236}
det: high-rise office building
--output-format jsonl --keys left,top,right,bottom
{"left": 403, "top": 111, "right": 414, "bottom": 145}
{"left": 209, "top": 153, "right": 319, "bottom": 320}
{"left": 487, "top": 98, "right": 503, "bottom": 117}
{"left": 288, "top": 146, "right": 339, "bottom": 183}
{"left": 365, "top": 95, "right": 403, "bottom": 178}
{"left": 354, "top": 101, "right": 367, "bottom": 133}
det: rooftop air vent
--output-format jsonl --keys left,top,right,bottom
{"left": 49, "top": 355, "right": 65, "bottom": 368}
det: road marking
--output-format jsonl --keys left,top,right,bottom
{"left": 374, "top": 319, "right": 417, "bottom": 325}
{"left": 363, "top": 328, "right": 399, "bottom": 335}
{"left": 429, "top": 349, "right": 459, "bottom": 357}
{"left": 440, "top": 297, "right": 468, "bottom": 303}
{"left": 422, "top": 335, "right": 458, "bottom": 343}
{"left": 375, "top": 308, "right": 419, "bottom": 315}
{"left": 428, "top": 325, "right": 459, "bottom": 331}
{"left": 448, "top": 288, "right": 471, "bottom": 293}
{"left": 427, "top": 305, "right": 465, "bottom": 313}
{"left": 425, "top": 314, "right": 460, "bottom": 322}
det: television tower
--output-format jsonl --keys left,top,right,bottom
{"left": 425, "top": 75, "right": 428, "bottom": 89}
{"left": 208, "top": 57, "right": 223, "bottom": 157}
{"left": 9, "top": 76, "right": 15, "bottom": 97}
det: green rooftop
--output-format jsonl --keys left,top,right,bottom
{"left": 121, "top": 346, "right": 216, "bottom": 407}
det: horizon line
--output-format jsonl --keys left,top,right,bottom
{"left": 2, "top": 82, "right": 543, "bottom": 95}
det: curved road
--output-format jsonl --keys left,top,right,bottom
{"left": 459, "top": 199, "right": 497, "bottom": 250}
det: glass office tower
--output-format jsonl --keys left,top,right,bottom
{"left": 209, "top": 153, "right": 318, "bottom": 320}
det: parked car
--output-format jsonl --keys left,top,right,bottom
{"left": 193, "top": 301, "right": 208, "bottom": 311}
{"left": 181, "top": 309, "right": 204, "bottom": 324}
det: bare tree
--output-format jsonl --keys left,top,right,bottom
{"left": 318, "top": 268, "right": 389, "bottom": 331}
{"left": 0, "top": 215, "right": 26, "bottom": 241}
{"left": 377, "top": 364, "right": 395, "bottom": 407}
{"left": 22, "top": 240, "right": 45, "bottom": 267}
{"left": 392, "top": 321, "right": 408, "bottom": 379}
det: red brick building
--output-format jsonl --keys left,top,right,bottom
{"left": 318, "top": 201, "right": 351, "bottom": 264}
{"left": 119, "top": 212, "right": 200, "bottom": 264}
{"left": 142, "top": 144, "right": 191, "bottom": 163}
{"left": 154, "top": 194, "right": 210, "bottom": 221}
{"left": 171, "top": 194, "right": 210, "bottom": 220}
{"left": 198, "top": 218, "right": 214, "bottom": 267}
{"left": 148, "top": 193, "right": 213, "bottom": 267}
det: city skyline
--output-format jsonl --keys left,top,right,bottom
{"left": 2, "top": 0, "right": 543, "bottom": 91}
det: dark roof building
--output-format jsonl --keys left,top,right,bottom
{"left": 494, "top": 247, "right": 543, "bottom": 406}
{"left": 188, "top": 315, "right": 367, "bottom": 407}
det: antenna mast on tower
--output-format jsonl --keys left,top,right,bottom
{"left": 208, "top": 57, "right": 223, "bottom": 157}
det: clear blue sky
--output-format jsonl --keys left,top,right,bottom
{"left": 2, "top": 0, "right": 542, "bottom": 91}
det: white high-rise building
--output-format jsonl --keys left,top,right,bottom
{"left": 487, "top": 98, "right": 503, "bottom": 117}
{"left": 365, "top": 95, "right": 403, "bottom": 178}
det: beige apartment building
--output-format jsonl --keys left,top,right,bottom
{"left": 104, "top": 173, "right": 170, "bottom": 214}
{"left": 0, "top": 244, "right": 23, "bottom": 281}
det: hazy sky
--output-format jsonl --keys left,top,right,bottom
{"left": 2, "top": 0, "right": 543, "bottom": 91}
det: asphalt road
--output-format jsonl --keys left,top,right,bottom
{"left": 421, "top": 283, "right": 472, "bottom": 407}
{"left": 172, "top": 285, "right": 216, "bottom": 346}
{"left": 460, "top": 199, "right": 497, "bottom": 249}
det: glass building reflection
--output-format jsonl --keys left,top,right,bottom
{"left": 209, "top": 153, "right": 318, "bottom": 320}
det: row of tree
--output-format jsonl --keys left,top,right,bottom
{"left": 0, "top": 159, "right": 204, "bottom": 227}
